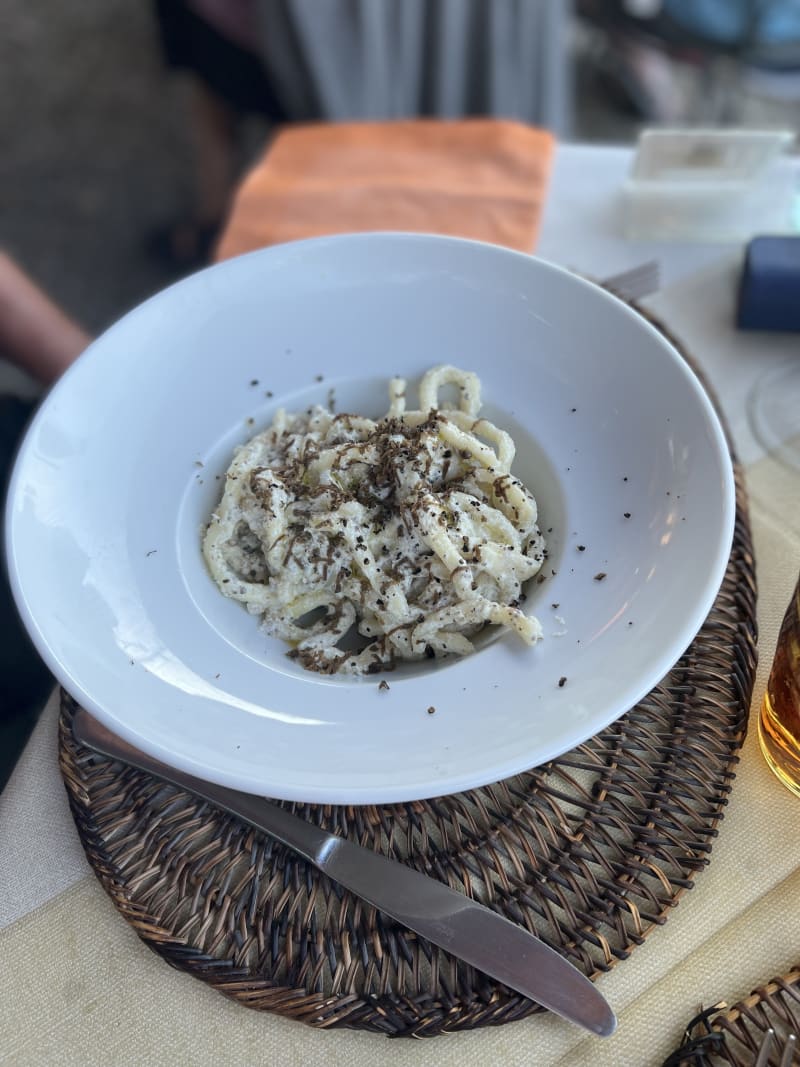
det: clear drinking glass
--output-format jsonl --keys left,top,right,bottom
{"left": 748, "top": 362, "right": 800, "bottom": 472}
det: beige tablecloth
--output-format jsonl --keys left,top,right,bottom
{"left": 3, "top": 243, "right": 800, "bottom": 1067}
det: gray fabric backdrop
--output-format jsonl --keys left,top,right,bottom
{"left": 254, "top": 0, "right": 572, "bottom": 132}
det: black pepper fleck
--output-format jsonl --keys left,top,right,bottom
{"left": 623, "top": 512, "right": 631, "bottom": 519}
{"left": 594, "top": 572, "right": 607, "bottom": 582}
{"left": 146, "top": 549, "right": 157, "bottom": 557}
{"left": 427, "top": 705, "right": 436, "bottom": 714}
{"left": 378, "top": 680, "right": 390, "bottom": 692}
{"left": 250, "top": 379, "right": 259, "bottom": 386}
{"left": 558, "top": 676, "right": 567, "bottom": 687}
{"left": 577, "top": 545, "right": 586, "bottom": 552}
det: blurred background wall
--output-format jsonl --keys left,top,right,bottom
{"left": 0, "top": 3, "right": 191, "bottom": 342}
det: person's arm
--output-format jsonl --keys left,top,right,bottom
{"left": 0, "top": 252, "right": 91, "bottom": 386}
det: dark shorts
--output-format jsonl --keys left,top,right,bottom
{"left": 1, "top": 397, "right": 52, "bottom": 791}
{"left": 153, "top": 0, "right": 288, "bottom": 118}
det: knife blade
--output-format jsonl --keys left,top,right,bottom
{"left": 72, "top": 709, "right": 616, "bottom": 1037}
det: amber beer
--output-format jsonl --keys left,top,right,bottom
{"left": 759, "top": 579, "right": 800, "bottom": 797}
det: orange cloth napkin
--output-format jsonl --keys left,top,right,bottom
{"left": 214, "top": 119, "right": 554, "bottom": 261}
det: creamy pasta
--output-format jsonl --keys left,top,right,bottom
{"left": 203, "top": 366, "right": 546, "bottom": 674}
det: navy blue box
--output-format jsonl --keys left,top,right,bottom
{"left": 737, "top": 236, "right": 800, "bottom": 332}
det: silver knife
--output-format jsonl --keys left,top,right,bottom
{"left": 72, "top": 709, "right": 616, "bottom": 1037}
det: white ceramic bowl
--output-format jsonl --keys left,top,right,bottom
{"left": 5, "top": 234, "right": 735, "bottom": 803}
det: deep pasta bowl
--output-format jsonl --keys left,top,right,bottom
{"left": 5, "top": 233, "right": 735, "bottom": 803}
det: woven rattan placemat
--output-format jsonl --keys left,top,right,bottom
{"left": 58, "top": 310, "right": 758, "bottom": 1037}
{"left": 663, "top": 967, "right": 800, "bottom": 1065}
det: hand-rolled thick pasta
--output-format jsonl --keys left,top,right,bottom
{"left": 203, "top": 366, "right": 546, "bottom": 674}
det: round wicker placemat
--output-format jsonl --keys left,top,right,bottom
{"left": 663, "top": 967, "right": 800, "bottom": 1065}
{"left": 58, "top": 312, "right": 758, "bottom": 1037}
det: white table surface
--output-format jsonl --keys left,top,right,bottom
{"left": 3, "top": 142, "right": 800, "bottom": 1067}
{"left": 538, "top": 144, "right": 734, "bottom": 285}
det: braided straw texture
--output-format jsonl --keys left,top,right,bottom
{"left": 664, "top": 968, "right": 800, "bottom": 1065}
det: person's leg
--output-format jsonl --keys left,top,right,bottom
{"left": 157, "top": 77, "right": 239, "bottom": 266}
{"left": 0, "top": 252, "right": 89, "bottom": 385}
{"left": 190, "top": 78, "right": 238, "bottom": 228}
{"left": 150, "top": 0, "right": 287, "bottom": 267}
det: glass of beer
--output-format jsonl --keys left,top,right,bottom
{"left": 759, "top": 576, "right": 800, "bottom": 797}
